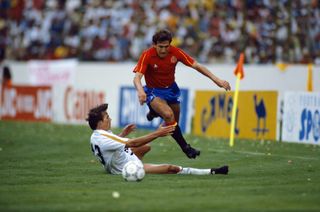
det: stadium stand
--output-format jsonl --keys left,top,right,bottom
{"left": 1, "top": 0, "right": 320, "bottom": 64}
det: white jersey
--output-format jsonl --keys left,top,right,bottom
{"left": 90, "top": 129, "right": 141, "bottom": 174}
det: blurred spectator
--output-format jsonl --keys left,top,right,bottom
{"left": 2, "top": 66, "right": 12, "bottom": 87}
{"left": 3, "top": 0, "right": 320, "bottom": 64}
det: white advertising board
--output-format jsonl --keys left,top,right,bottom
{"left": 27, "top": 59, "right": 77, "bottom": 86}
{"left": 282, "top": 92, "right": 320, "bottom": 144}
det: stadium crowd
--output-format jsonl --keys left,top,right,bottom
{"left": 1, "top": 0, "right": 319, "bottom": 64}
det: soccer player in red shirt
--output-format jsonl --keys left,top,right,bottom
{"left": 133, "top": 29, "right": 231, "bottom": 159}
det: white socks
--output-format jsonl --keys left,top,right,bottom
{"left": 178, "top": 167, "right": 211, "bottom": 175}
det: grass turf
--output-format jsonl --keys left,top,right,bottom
{"left": 0, "top": 120, "right": 319, "bottom": 211}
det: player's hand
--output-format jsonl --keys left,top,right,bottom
{"left": 156, "top": 124, "right": 176, "bottom": 137}
{"left": 138, "top": 92, "right": 147, "bottom": 105}
{"left": 120, "top": 124, "right": 136, "bottom": 137}
{"left": 217, "top": 79, "right": 231, "bottom": 91}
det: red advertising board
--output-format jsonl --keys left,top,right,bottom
{"left": 63, "top": 86, "right": 105, "bottom": 122}
{"left": 1, "top": 85, "right": 52, "bottom": 121}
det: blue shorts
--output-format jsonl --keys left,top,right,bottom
{"left": 144, "top": 82, "right": 181, "bottom": 105}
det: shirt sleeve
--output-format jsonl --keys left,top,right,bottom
{"left": 175, "top": 48, "right": 195, "bottom": 67}
{"left": 133, "top": 51, "right": 148, "bottom": 74}
{"left": 95, "top": 130, "right": 129, "bottom": 151}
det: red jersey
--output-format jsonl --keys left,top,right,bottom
{"left": 133, "top": 46, "right": 195, "bottom": 88}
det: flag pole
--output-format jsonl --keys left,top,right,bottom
{"left": 229, "top": 53, "right": 245, "bottom": 147}
{"left": 229, "top": 73, "right": 241, "bottom": 147}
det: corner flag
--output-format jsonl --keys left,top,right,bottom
{"left": 229, "top": 53, "right": 245, "bottom": 147}
{"left": 234, "top": 53, "right": 244, "bottom": 79}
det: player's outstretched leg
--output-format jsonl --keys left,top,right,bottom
{"left": 211, "top": 165, "right": 229, "bottom": 175}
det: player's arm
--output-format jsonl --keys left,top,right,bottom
{"left": 192, "top": 62, "right": 231, "bottom": 91}
{"left": 133, "top": 72, "right": 147, "bottom": 105}
{"left": 118, "top": 124, "right": 136, "bottom": 137}
{"left": 125, "top": 125, "right": 175, "bottom": 148}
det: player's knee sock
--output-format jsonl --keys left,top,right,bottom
{"left": 178, "top": 167, "right": 211, "bottom": 175}
{"left": 169, "top": 123, "right": 188, "bottom": 151}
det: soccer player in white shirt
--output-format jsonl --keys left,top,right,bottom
{"left": 87, "top": 103, "right": 228, "bottom": 175}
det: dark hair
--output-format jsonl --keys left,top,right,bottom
{"left": 3, "top": 66, "right": 11, "bottom": 79}
{"left": 86, "top": 103, "right": 108, "bottom": 130}
{"left": 152, "top": 29, "right": 172, "bottom": 44}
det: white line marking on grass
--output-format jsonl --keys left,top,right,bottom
{"left": 210, "top": 149, "right": 319, "bottom": 161}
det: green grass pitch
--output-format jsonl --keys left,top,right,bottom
{"left": 0, "top": 120, "right": 320, "bottom": 211}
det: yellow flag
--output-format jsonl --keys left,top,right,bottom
{"left": 307, "top": 64, "right": 313, "bottom": 92}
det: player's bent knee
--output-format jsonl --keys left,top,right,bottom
{"left": 144, "top": 144, "right": 151, "bottom": 153}
{"left": 162, "top": 110, "right": 174, "bottom": 121}
{"left": 132, "top": 144, "right": 151, "bottom": 159}
{"left": 140, "top": 145, "right": 151, "bottom": 156}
